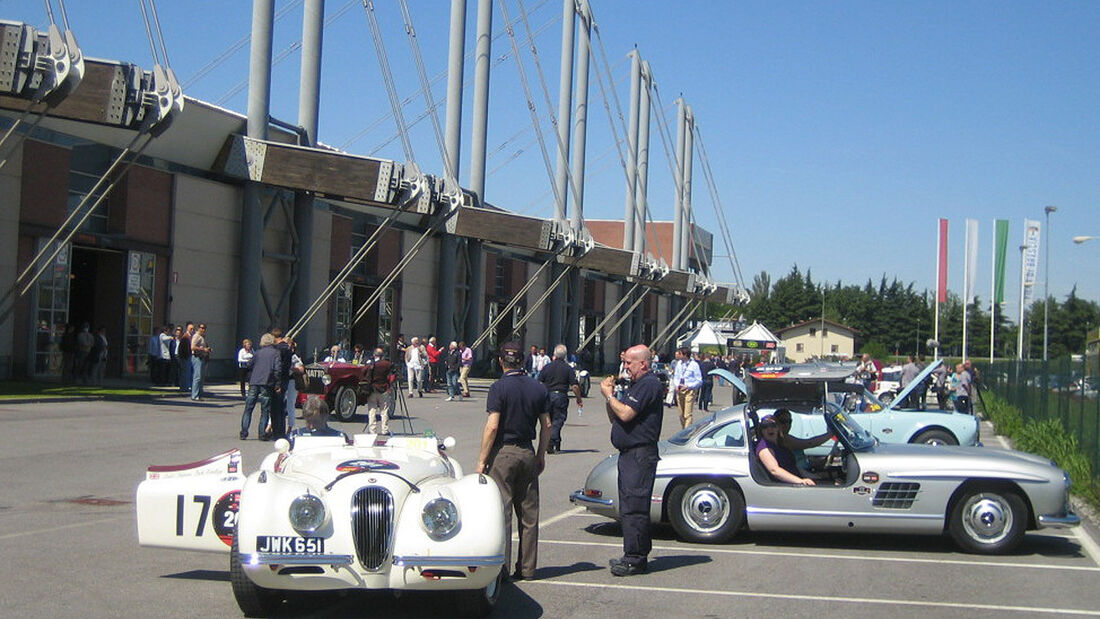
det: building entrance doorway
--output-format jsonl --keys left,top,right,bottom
{"left": 68, "top": 246, "right": 125, "bottom": 378}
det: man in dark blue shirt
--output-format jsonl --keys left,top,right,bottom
{"left": 239, "top": 333, "right": 284, "bottom": 441}
{"left": 476, "top": 342, "right": 552, "bottom": 581}
{"left": 538, "top": 344, "right": 584, "bottom": 453}
{"left": 600, "top": 344, "right": 664, "bottom": 576}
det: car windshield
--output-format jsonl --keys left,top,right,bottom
{"left": 826, "top": 382, "right": 886, "bottom": 413}
{"left": 824, "top": 403, "right": 876, "bottom": 451}
{"left": 667, "top": 412, "right": 717, "bottom": 446}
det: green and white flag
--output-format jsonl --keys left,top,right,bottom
{"left": 993, "top": 219, "right": 1009, "bottom": 304}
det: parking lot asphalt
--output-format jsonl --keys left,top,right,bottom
{"left": 1, "top": 381, "right": 1098, "bottom": 618}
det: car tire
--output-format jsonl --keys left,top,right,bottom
{"left": 580, "top": 374, "right": 591, "bottom": 398}
{"left": 668, "top": 479, "right": 744, "bottom": 544}
{"left": 334, "top": 386, "right": 357, "bottom": 422}
{"left": 230, "top": 534, "right": 280, "bottom": 618}
{"left": 912, "top": 429, "right": 958, "bottom": 446}
{"left": 948, "top": 487, "right": 1027, "bottom": 554}
{"left": 454, "top": 565, "right": 504, "bottom": 617}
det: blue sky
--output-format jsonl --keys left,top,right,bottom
{"left": 6, "top": 1, "right": 1098, "bottom": 314}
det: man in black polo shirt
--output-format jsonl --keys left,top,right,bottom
{"left": 476, "top": 342, "right": 552, "bottom": 581}
{"left": 600, "top": 344, "right": 664, "bottom": 576}
{"left": 538, "top": 344, "right": 584, "bottom": 453}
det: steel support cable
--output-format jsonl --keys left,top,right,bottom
{"left": 498, "top": 261, "right": 577, "bottom": 346}
{"left": 599, "top": 288, "right": 650, "bottom": 345}
{"left": 590, "top": 24, "right": 632, "bottom": 155}
{"left": 147, "top": 0, "right": 173, "bottom": 68}
{"left": 0, "top": 133, "right": 156, "bottom": 328}
{"left": 13, "top": 129, "right": 148, "bottom": 288}
{"left": 216, "top": 1, "right": 357, "bottom": 105}
{"left": 286, "top": 202, "right": 412, "bottom": 340}
{"left": 341, "top": 0, "right": 555, "bottom": 152}
{"left": 137, "top": 0, "right": 162, "bottom": 66}
{"left": 468, "top": 251, "right": 568, "bottom": 351}
{"left": 577, "top": 280, "right": 643, "bottom": 351}
{"left": 495, "top": 0, "right": 565, "bottom": 216}
{"left": 351, "top": 206, "right": 463, "bottom": 326}
{"left": 398, "top": 0, "right": 452, "bottom": 182}
{"left": 363, "top": 1, "right": 416, "bottom": 163}
{"left": 183, "top": 0, "right": 303, "bottom": 89}
{"left": 653, "top": 298, "right": 701, "bottom": 351}
{"left": 512, "top": 0, "right": 584, "bottom": 216}
{"left": 694, "top": 126, "right": 746, "bottom": 289}
{"left": 650, "top": 297, "right": 699, "bottom": 350}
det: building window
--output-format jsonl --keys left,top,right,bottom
{"left": 334, "top": 283, "right": 352, "bottom": 347}
{"left": 32, "top": 239, "right": 69, "bottom": 376}
{"left": 377, "top": 287, "right": 394, "bottom": 350}
{"left": 124, "top": 251, "right": 156, "bottom": 375}
{"left": 823, "top": 327, "right": 828, "bottom": 336}
{"left": 809, "top": 328, "right": 816, "bottom": 337}
{"left": 831, "top": 344, "right": 839, "bottom": 353}
{"left": 796, "top": 343, "right": 804, "bottom": 353}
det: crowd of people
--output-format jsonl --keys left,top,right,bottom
{"left": 860, "top": 352, "right": 978, "bottom": 414}
{"left": 53, "top": 322, "right": 109, "bottom": 385}
{"left": 143, "top": 321, "right": 212, "bottom": 400}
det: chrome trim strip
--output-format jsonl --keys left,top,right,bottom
{"left": 246, "top": 553, "right": 354, "bottom": 565}
{"left": 746, "top": 506, "right": 942, "bottom": 520}
{"left": 392, "top": 554, "right": 505, "bottom": 567}
{"left": 1037, "top": 513, "right": 1081, "bottom": 528}
{"left": 570, "top": 490, "right": 613, "bottom": 507}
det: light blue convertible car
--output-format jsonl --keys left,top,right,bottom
{"left": 711, "top": 360, "right": 980, "bottom": 452}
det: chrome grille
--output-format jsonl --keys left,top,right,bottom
{"left": 351, "top": 486, "right": 394, "bottom": 570}
{"left": 872, "top": 482, "right": 920, "bottom": 509}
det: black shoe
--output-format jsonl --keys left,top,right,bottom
{"left": 510, "top": 570, "right": 534, "bottom": 581}
{"left": 609, "top": 558, "right": 646, "bottom": 577}
{"left": 548, "top": 441, "right": 560, "bottom": 454}
{"left": 239, "top": 433, "right": 247, "bottom": 440}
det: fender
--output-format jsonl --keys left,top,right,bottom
{"left": 136, "top": 449, "right": 244, "bottom": 553}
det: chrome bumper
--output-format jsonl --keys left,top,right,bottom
{"left": 393, "top": 555, "right": 505, "bottom": 567}
{"left": 1037, "top": 512, "right": 1081, "bottom": 529}
{"left": 245, "top": 553, "right": 354, "bottom": 565}
{"left": 570, "top": 489, "right": 614, "bottom": 507}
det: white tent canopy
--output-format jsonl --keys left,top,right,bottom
{"left": 727, "top": 321, "right": 781, "bottom": 355}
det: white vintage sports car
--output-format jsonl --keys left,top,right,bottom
{"left": 136, "top": 433, "right": 505, "bottom": 617}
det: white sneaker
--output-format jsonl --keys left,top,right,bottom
{"left": 445, "top": 396, "right": 453, "bottom": 401}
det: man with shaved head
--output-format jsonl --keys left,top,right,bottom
{"left": 600, "top": 344, "right": 664, "bottom": 577}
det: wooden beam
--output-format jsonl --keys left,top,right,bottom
{"left": 449, "top": 205, "right": 553, "bottom": 251}
{"left": 0, "top": 59, "right": 138, "bottom": 128}
{"left": 569, "top": 244, "right": 638, "bottom": 279}
{"left": 213, "top": 135, "right": 395, "bottom": 205}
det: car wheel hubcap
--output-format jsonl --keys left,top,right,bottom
{"left": 961, "top": 493, "right": 1012, "bottom": 544}
{"left": 683, "top": 485, "right": 729, "bottom": 531}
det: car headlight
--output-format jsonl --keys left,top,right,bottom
{"left": 421, "top": 497, "right": 459, "bottom": 540}
{"left": 288, "top": 494, "right": 326, "bottom": 535}
{"left": 321, "top": 374, "right": 332, "bottom": 386}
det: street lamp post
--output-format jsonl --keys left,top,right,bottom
{"left": 1017, "top": 244, "right": 1027, "bottom": 360}
{"left": 1043, "top": 205, "right": 1057, "bottom": 361}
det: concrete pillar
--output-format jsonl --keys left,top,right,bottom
{"left": 291, "top": 0, "right": 323, "bottom": 351}
{"left": 435, "top": 0, "right": 467, "bottom": 345}
{"left": 622, "top": 50, "right": 640, "bottom": 251}
{"left": 238, "top": 0, "right": 274, "bottom": 343}
{"left": 464, "top": 0, "right": 492, "bottom": 345}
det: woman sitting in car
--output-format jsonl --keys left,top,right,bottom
{"left": 755, "top": 413, "right": 830, "bottom": 486}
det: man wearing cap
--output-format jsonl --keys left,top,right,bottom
{"left": 600, "top": 344, "right": 664, "bottom": 577}
{"left": 476, "top": 342, "right": 552, "bottom": 581}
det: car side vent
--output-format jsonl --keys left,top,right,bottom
{"left": 872, "top": 482, "right": 920, "bottom": 509}
{"left": 352, "top": 486, "right": 394, "bottom": 570}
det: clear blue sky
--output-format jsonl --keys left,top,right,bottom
{"left": 6, "top": 1, "right": 1098, "bottom": 316}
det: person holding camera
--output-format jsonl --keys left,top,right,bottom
{"left": 600, "top": 344, "right": 664, "bottom": 577}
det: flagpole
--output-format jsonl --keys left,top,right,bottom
{"left": 990, "top": 218, "right": 996, "bottom": 363}
{"left": 935, "top": 218, "right": 946, "bottom": 362}
{"left": 1017, "top": 239, "right": 1026, "bottom": 360}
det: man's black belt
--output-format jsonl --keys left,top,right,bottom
{"left": 501, "top": 439, "right": 533, "bottom": 448}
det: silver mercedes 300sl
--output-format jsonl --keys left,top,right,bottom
{"left": 571, "top": 364, "right": 1079, "bottom": 554}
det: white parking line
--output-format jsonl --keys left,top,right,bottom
{"left": 523, "top": 580, "right": 1100, "bottom": 616}
{"left": 542, "top": 506, "right": 585, "bottom": 528}
{"left": 539, "top": 538, "right": 1100, "bottom": 572}
{"left": 0, "top": 516, "right": 127, "bottom": 541}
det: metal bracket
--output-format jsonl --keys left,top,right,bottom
{"left": 0, "top": 20, "right": 83, "bottom": 105}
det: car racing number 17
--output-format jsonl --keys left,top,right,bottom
{"left": 176, "top": 490, "right": 239, "bottom": 547}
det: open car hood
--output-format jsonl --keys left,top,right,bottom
{"left": 885, "top": 359, "right": 942, "bottom": 412}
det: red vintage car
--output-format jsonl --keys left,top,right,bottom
{"left": 297, "top": 362, "right": 384, "bottom": 421}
